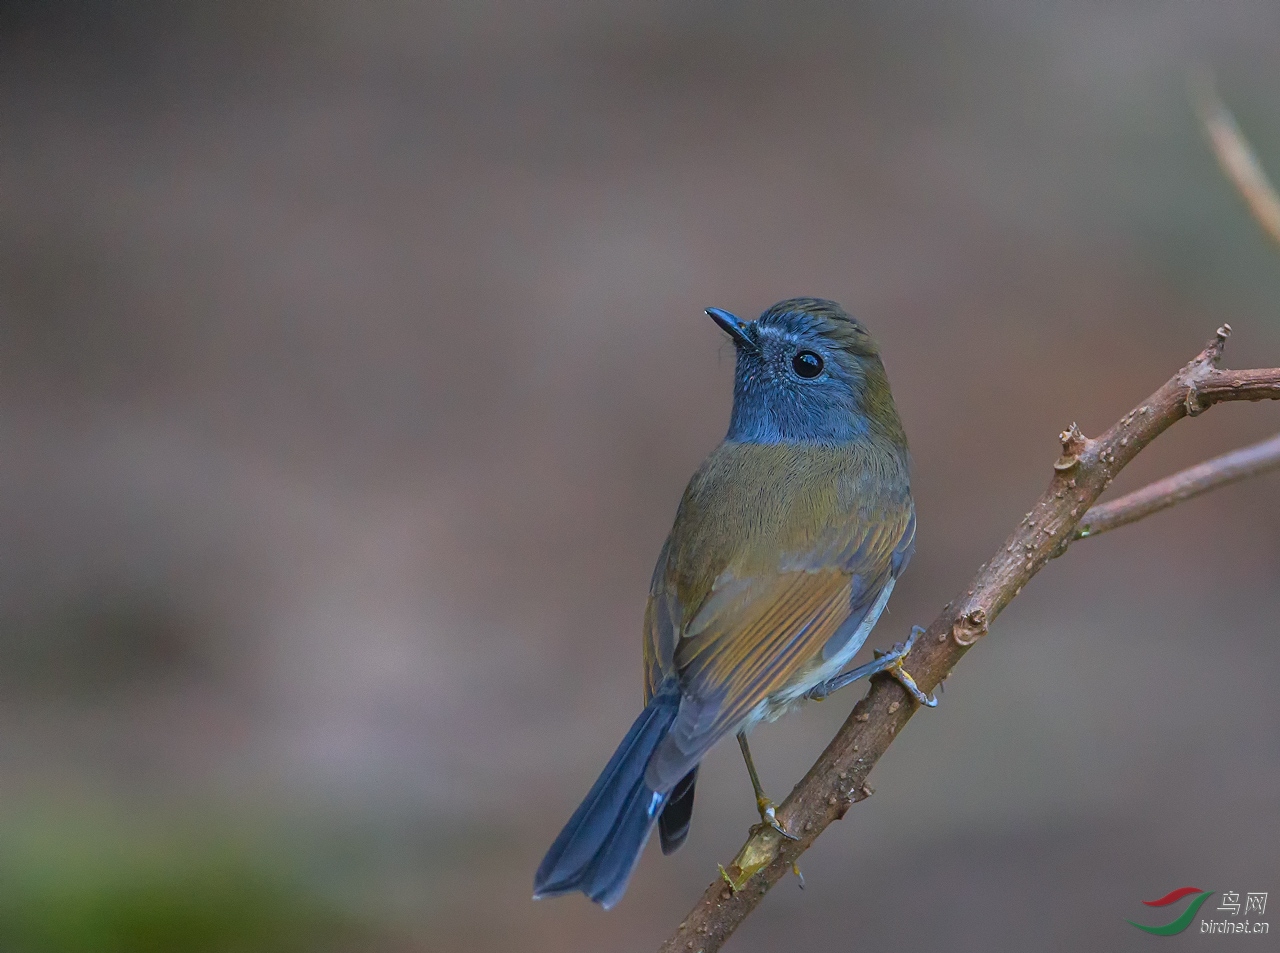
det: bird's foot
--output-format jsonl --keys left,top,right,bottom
{"left": 756, "top": 796, "right": 799, "bottom": 841}
{"left": 806, "top": 624, "right": 935, "bottom": 702}
{"left": 877, "top": 625, "right": 939, "bottom": 708}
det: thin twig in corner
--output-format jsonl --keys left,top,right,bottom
{"left": 1192, "top": 74, "right": 1280, "bottom": 248}
{"left": 1075, "top": 431, "right": 1280, "bottom": 540}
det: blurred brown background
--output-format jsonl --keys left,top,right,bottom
{"left": 1, "top": 2, "right": 1278, "bottom": 951}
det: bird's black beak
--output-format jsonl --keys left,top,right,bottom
{"left": 706, "top": 308, "right": 757, "bottom": 353}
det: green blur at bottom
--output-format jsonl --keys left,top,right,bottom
{"left": 0, "top": 807, "right": 362, "bottom": 953}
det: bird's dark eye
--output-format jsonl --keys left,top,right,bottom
{"left": 792, "top": 350, "right": 824, "bottom": 379}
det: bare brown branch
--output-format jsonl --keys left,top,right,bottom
{"left": 657, "top": 331, "right": 1280, "bottom": 953}
{"left": 1075, "top": 431, "right": 1280, "bottom": 540}
{"left": 1193, "top": 75, "right": 1280, "bottom": 248}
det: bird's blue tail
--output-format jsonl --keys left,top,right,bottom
{"left": 533, "top": 683, "right": 682, "bottom": 909}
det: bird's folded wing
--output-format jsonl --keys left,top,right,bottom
{"left": 640, "top": 486, "right": 916, "bottom": 797}
{"left": 644, "top": 561, "right": 888, "bottom": 792}
{"left": 668, "top": 504, "right": 912, "bottom": 748}
{"left": 674, "top": 568, "right": 860, "bottom": 735}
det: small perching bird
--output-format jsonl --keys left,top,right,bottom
{"left": 534, "top": 298, "right": 934, "bottom": 909}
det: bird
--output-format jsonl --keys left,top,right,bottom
{"left": 533, "top": 297, "right": 934, "bottom": 909}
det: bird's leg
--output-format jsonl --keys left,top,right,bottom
{"left": 805, "top": 625, "right": 939, "bottom": 707}
{"left": 736, "top": 732, "right": 798, "bottom": 841}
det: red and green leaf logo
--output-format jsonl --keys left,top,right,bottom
{"left": 1128, "top": 887, "right": 1215, "bottom": 935}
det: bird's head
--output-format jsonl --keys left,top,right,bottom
{"left": 708, "top": 298, "right": 906, "bottom": 448}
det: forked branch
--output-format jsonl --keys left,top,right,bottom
{"left": 656, "top": 330, "right": 1280, "bottom": 953}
